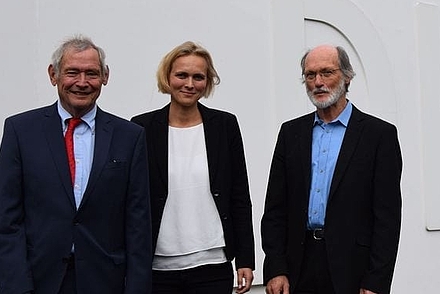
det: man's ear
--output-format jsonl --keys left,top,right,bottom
{"left": 102, "top": 65, "right": 109, "bottom": 86}
{"left": 48, "top": 64, "right": 57, "bottom": 86}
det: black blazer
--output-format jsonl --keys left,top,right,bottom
{"left": 261, "top": 105, "right": 402, "bottom": 294}
{"left": 0, "top": 103, "right": 152, "bottom": 294}
{"left": 131, "top": 102, "right": 255, "bottom": 270}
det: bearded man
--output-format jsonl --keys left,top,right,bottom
{"left": 261, "top": 44, "right": 402, "bottom": 294}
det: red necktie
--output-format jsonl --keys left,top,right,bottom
{"left": 65, "top": 118, "right": 82, "bottom": 184}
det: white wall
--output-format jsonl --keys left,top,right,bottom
{"left": 1, "top": 0, "right": 439, "bottom": 293}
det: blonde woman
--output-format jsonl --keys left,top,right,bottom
{"left": 131, "top": 41, "right": 255, "bottom": 294}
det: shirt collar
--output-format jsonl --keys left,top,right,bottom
{"left": 57, "top": 100, "right": 97, "bottom": 130}
{"left": 313, "top": 100, "right": 352, "bottom": 127}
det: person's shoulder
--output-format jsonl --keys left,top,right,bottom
{"left": 5, "top": 104, "right": 55, "bottom": 124}
{"left": 281, "top": 112, "right": 314, "bottom": 128}
{"left": 7, "top": 105, "right": 55, "bottom": 120}
{"left": 198, "top": 103, "right": 237, "bottom": 121}
{"left": 130, "top": 105, "right": 168, "bottom": 126}
{"left": 98, "top": 108, "right": 144, "bottom": 132}
{"left": 352, "top": 106, "right": 397, "bottom": 130}
{"left": 131, "top": 108, "right": 164, "bottom": 123}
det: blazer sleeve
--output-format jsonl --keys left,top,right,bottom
{"left": 0, "top": 118, "right": 34, "bottom": 293}
{"left": 228, "top": 116, "right": 255, "bottom": 270}
{"left": 123, "top": 127, "right": 153, "bottom": 294}
{"left": 361, "top": 123, "right": 402, "bottom": 293}
{"left": 260, "top": 123, "right": 290, "bottom": 283}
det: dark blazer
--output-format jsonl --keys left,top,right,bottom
{"left": 261, "top": 105, "right": 402, "bottom": 294}
{"left": 131, "top": 102, "right": 255, "bottom": 270}
{"left": 0, "top": 103, "right": 152, "bottom": 294}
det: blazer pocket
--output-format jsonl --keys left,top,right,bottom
{"left": 110, "top": 251, "right": 126, "bottom": 265}
{"left": 104, "top": 160, "right": 127, "bottom": 170}
{"left": 355, "top": 235, "right": 371, "bottom": 248}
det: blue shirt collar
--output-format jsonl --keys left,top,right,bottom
{"left": 313, "top": 100, "right": 352, "bottom": 127}
{"left": 57, "top": 100, "right": 97, "bottom": 130}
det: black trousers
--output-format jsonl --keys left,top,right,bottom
{"left": 293, "top": 234, "right": 336, "bottom": 294}
{"left": 152, "top": 262, "right": 233, "bottom": 294}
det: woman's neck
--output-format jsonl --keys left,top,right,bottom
{"left": 168, "top": 102, "right": 202, "bottom": 127}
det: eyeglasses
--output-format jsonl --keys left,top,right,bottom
{"left": 303, "top": 68, "right": 341, "bottom": 81}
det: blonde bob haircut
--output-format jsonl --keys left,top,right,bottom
{"left": 157, "top": 41, "right": 220, "bottom": 98}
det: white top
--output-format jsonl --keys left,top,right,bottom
{"left": 153, "top": 123, "right": 227, "bottom": 270}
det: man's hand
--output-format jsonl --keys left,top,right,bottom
{"left": 266, "top": 275, "right": 289, "bottom": 294}
{"left": 360, "top": 289, "right": 377, "bottom": 294}
{"left": 235, "top": 267, "right": 254, "bottom": 293}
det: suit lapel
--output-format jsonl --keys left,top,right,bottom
{"left": 300, "top": 114, "right": 314, "bottom": 196}
{"left": 153, "top": 105, "right": 170, "bottom": 190}
{"left": 79, "top": 108, "right": 113, "bottom": 210}
{"left": 198, "top": 103, "right": 219, "bottom": 186}
{"left": 328, "top": 106, "right": 365, "bottom": 200}
{"left": 43, "top": 103, "right": 76, "bottom": 208}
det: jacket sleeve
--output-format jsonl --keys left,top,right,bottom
{"left": 229, "top": 116, "right": 255, "bottom": 270}
{"left": 0, "top": 118, "right": 34, "bottom": 294}
{"left": 361, "top": 124, "right": 402, "bottom": 293}
{"left": 260, "top": 124, "right": 290, "bottom": 284}
{"left": 123, "top": 127, "right": 153, "bottom": 294}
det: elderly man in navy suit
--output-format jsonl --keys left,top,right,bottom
{"left": 261, "top": 45, "right": 402, "bottom": 294}
{"left": 0, "top": 35, "right": 152, "bottom": 294}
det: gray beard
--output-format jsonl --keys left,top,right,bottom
{"left": 307, "top": 79, "right": 346, "bottom": 109}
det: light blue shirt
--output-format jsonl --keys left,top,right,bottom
{"left": 58, "top": 102, "right": 96, "bottom": 209}
{"left": 308, "top": 101, "right": 352, "bottom": 229}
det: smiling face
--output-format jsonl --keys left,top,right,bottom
{"left": 168, "top": 54, "right": 208, "bottom": 109}
{"left": 48, "top": 47, "right": 108, "bottom": 117}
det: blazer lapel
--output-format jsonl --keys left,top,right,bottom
{"left": 153, "top": 105, "right": 171, "bottom": 190}
{"left": 78, "top": 108, "right": 113, "bottom": 210}
{"left": 300, "top": 114, "right": 314, "bottom": 196}
{"left": 328, "top": 106, "right": 365, "bottom": 200}
{"left": 198, "top": 103, "right": 220, "bottom": 185}
{"left": 43, "top": 103, "right": 76, "bottom": 208}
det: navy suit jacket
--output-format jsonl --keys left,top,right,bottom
{"left": 261, "top": 105, "right": 402, "bottom": 294}
{"left": 131, "top": 102, "right": 255, "bottom": 270}
{"left": 0, "top": 103, "right": 152, "bottom": 294}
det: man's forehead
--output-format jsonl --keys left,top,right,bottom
{"left": 305, "top": 47, "right": 338, "bottom": 69}
{"left": 61, "top": 49, "right": 101, "bottom": 68}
